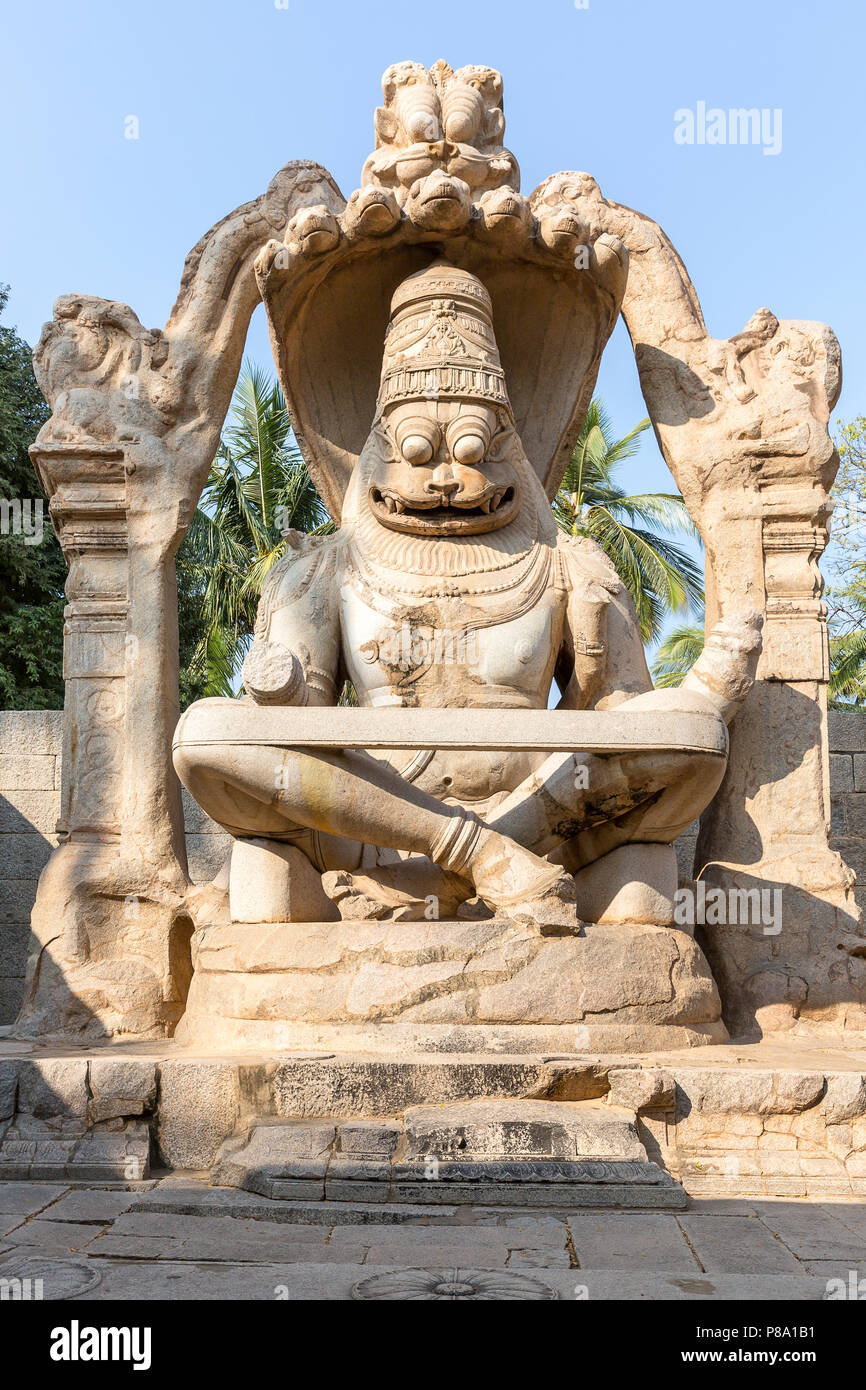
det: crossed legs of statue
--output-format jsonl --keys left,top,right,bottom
{"left": 173, "top": 718, "right": 724, "bottom": 929}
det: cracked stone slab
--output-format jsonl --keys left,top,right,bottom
{"left": 1, "top": 1219, "right": 107, "bottom": 1254}
{"left": 211, "top": 1121, "right": 337, "bottom": 1191}
{"left": 0, "top": 1183, "right": 69, "bottom": 1216}
{"left": 38, "top": 1189, "right": 141, "bottom": 1223}
{"left": 182, "top": 918, "right": 722, "bottom": 1050}
{"left": 677, "top": 1213, "right": 801, "bottom": 1274}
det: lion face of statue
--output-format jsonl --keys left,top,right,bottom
{"left": 368, "top": 398, "right": 522, "bottom": 536}
{"left": 362, "top": 61, "right": 517, "bottom": 203}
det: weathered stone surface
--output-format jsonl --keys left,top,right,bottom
{"left": 0, "top": 790, "right": 61, "bottom": 835}
{"left": 607, "top": 1067, "right": 676, "bottom": 1111}
{"left": 17, "top": 1061, "right": 89, "bottom": 1120}
{"left": 71, "top": 1120, "right": 151, "bottom": 1179}
{"left": 0, "top": 879, "right": 42, "bottom": 927}
{"left": 830, "top": 754, "right": 855, "bottom": 794}
{"left": 402, "top": 1099, "right": 646, "bottom": 1161}
{"left": 0, "top": 833, "right": 55, "bottom": 879}
{"left": 89, "top": 1058, "right": 157, "bottom": 1121}
{"left": 823, "top": 1074, "right": 866, "bottom": 1125}
{"left": 0, "top": 1061, "right": 18, "bottom": 1120}
{"left": 181, "top": 787, "right": 226, "bottom": 836}
{"left": 338, "top": 1120, "right": 402, "bottom": 1157}
{"left": 177, "top": 918, "right": 724, "bottom": 1052}
{"left": 829, "top": 711, "right": 866, "bottom": 754}
{"left": 157, "top": 1062, "right": 241, "bottom": 1170}
{"left": 0, "top": 975, "right": 25, "bottom": 1024}
{"left": 272, "top": 1056, "right": 593, "bottom": 1117}
{"left": 676, "top": 1069, "right": 824, "bottom": 1116}
{"left": 2, "top": 1221, "right": 106, "bottom": 1256}
{"left": 40, "top": 1189, "right": 140, "bottom": 1223}
{"left": 0, "top": 1181, "right": 69, "bottom": 1215}
{"left": 387, "top": 1178, "right": 686, "bottom": 1208}
{"left": 0, "top": 755, "right": 56, "bottom": 792}
{"left": 186, "top": 834, "right": 231, "bottom": 886}
{"left": 212, "top": 1121, "right": 336, "bottom": 1192}
{"left": 0, "top": 712, "right": 63, "bottom": 758}
{"left": 679, "top": 1213, "right": 802, "bottom": 1274}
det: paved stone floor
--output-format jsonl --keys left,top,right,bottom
{"left": 1, "top": 1178, "right": 866, "bottom": 1299}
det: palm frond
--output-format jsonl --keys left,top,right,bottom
{"left": 176, "top": 366, "right": 333, "bottom": 704}
{"left": 553, "top": 397, "right": 704, "bottom": 643}
{"left": 651, "top": 623, "right": 705, "bottom": 688}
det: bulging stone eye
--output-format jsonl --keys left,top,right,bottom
{"left": 401, "top": 434, "right": 434, "bottom": 464}
{"left": 452, "top": 433, "right": 486, "bottom": 465}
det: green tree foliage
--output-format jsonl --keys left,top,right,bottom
{"left": 552, "top": 399, "right": 703, "bottom": 642}
{"left": 822, "top": 416, "right": 866, "bottom": 708}
{"left": 650, "top": 621, "right": 706, "bottom": 688}
{"left": 0, "top": 286, "right": 65, "bottom": 709}
{"left": 176, "top": 363, "right": 332, "bottom": 705}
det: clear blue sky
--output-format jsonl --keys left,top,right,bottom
{"left": 2, "top": 0, "right": 863, "bottom": 603}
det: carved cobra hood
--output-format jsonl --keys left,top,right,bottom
{"left": 254, "top": 60, "right": 629, "bottom": 522}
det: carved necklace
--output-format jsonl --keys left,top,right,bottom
{"left": 345, "top": 529, "right": 556, "bottom": 632}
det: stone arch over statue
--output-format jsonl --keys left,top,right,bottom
{"left": 18, "top": 59, "right": 862, "bottom": 1045}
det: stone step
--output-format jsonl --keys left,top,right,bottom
{"left": 210, "top": 1099, "right": 686, "bottom": 1208}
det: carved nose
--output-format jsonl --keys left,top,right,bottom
{"left": 426, "top": 139, "right": 459, "bottom": 161}
{"left": 426, "top": 464, "right": 459, "bottom": 497}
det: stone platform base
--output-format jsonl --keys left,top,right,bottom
{"left": 2, "top": 1038, "right": 866, "bottom": 1201}
{"left": 211, "top": 1100, "right": 687, "bottom": 1208}
{"left": 175, "top": 917, "right": 726, "bottom": 1053}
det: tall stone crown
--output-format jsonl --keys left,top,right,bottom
{"left": 377, "top": 262, "right": 511, "bottom": 414}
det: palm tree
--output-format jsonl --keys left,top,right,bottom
{"left": 828, "top": 586, "right": 866, "bottom": 709}
{"left": 553, "top": 400, "right": 704, "bottom": 642}
{"left": 176, "top": 363, "right": 331, "bottom": 704}
{"left": 651, "top": 621, "right": 705, "bottom": 688}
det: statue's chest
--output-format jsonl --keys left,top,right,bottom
{"left": 339, "top": 577, "right": 565, "bottom": 707}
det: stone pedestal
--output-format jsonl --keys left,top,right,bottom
{"left": 174, "top": 917, "right": 726, "bottom": 1053}
{"left": 696, "top": 500, "right": 866, "bottom": 1038}
{"left": 4, "top": 1039, "right": 866, "bottom": 1201}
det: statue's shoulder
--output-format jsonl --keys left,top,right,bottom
{"left": 265, "top": 528, "right": 343, "bottom": 592}
{"left": 254, "top": 529, "right": 344, "bottom": 634}
{"left": 555, "top": 531, "right": 624, "bottom": 599}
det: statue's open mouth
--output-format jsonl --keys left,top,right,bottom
{"left": 369, "top": 483, "right": 519, "bottom": 535}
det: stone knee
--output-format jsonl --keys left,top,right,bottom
{"left": 619, "top": 749, "right": 725, "bottom": 842}
{"left": 571, "top": 843, "right": 679, "bottom": 926}
{"left": 172, "top": 702, "right": 306, "bottom": 836}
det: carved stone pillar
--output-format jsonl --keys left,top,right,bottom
{"left": 695, "top": 491, "right": 865, "bottom": 1038}
{"left": 40, "top": 444, "right": 130, "bottom": 844}
{"left": 16, "top": 442, "right": 190, "bottom": 1038}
